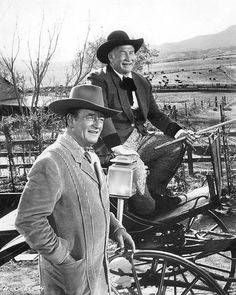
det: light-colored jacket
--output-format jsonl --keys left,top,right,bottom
{"left": 15, "top": 133, "right": 123, "bottom": 294}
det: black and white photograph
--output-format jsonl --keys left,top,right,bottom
{"left": 0, "top": 0, "right": 236, "bottom": 294}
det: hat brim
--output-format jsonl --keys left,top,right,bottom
{"left": 97, "top": 38, "right": 144, "bottom": 64}
{"left": 48, "top": 98, "right": 120, "bottom": 118}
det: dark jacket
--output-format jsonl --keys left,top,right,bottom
{"left": 88, "top": 65, "right": 181, "bottom": 148}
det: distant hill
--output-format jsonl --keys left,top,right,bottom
{"left": 156, "top": 25, "right": 236, "bottom": 53}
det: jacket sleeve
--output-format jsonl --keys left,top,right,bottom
{"left": 109, "top": 212, "right": 125, "bottom": 240}
{"left": 145, "top": 79, "right": 182, "bottom": 137}
{"left": 15, "top": 154, "right": 70, "bottom": 264}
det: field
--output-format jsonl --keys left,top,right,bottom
{"left": 1, "top": 53, "right": 236, "bottom": 294}
{"left": 147, "top": 54, "right": 236, "bottom": 87}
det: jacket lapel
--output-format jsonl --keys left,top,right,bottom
{"left": 57, "top": 134, "right": 99, "bottom": 184}
{"left": 109, "top": 68, "right": 134, "bottom": 122}
{"left": 132, "top": 73, "right": 148, "bottom": 119}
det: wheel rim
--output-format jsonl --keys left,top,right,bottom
{"left": 109, "top": 250, "right": 226, "bottom": 294}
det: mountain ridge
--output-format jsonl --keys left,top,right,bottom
{"left": 155, "top": 24, "right": 236, "bottom": 53}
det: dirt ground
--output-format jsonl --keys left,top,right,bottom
{"left": 0, "top": 259, "right": 40, "bottom": 295}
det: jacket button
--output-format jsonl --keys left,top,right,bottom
{"left": 131, "top": 123, "right": 135, "bottom": 127}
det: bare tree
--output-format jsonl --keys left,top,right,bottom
{"left": 64, "top": 26, "right": 105, "bottom": 87}
{"left": 26, "top": 16, "right": 61, "bottom": 110}
{"left": 0, "top": 29, "right": 25, "bottom": 114}
{"left": 134, "top": 43, "right": 159, "bottom": 73}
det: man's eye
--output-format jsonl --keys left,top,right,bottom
{"left": 86, "top": 115, "right": 104, "bottom": 123}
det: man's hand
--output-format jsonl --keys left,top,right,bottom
{"left": 111, "top": 145, "right": 139, "bottom": 157}
{"left": 60, "top": 252, "right": 76, "bottom": 264}
{"left": 176, "top": 130, "right": 198, "bottom": 148}
{"left": 114, "top": 228, "right": 136, "bottom": 253}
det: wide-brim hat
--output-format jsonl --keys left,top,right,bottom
{"left": 97, "top": 30, "right": 144, "bottom": 64}
{"left": 48, "top": 85, "right": 120, "bottom": 118}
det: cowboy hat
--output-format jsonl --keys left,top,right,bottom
{"left": 48, "top": 84, "right": 120, "bottom": 118}
{"left": 97, "top": 30, "right": 144, "bottom": 64}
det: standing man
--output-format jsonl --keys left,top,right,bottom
{"left": 15, "top": 85, "right": 135, "bottom": 295}
{"left": 88, "top": 30, "right": 196, "bottom": 216}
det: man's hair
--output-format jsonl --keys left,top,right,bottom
{"left": 65, "top": 109, "right": 81, "bottom": 126}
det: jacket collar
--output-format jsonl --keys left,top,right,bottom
{"left": 57, "top": 132, "right": 84, "bottom": 162}
{"left": 56, "top": 132, "right": 99, "bottom": 184}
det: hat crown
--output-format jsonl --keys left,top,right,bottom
{"left": 107, "top": 30, "right": 130, "bottom": 42}
{"left": 96, "top": 30, "right": 143, "bottom": 64}
{"left": 69, "top": 85, "right": 104, "bottom": 107}
{"left": 49, "top": 84, "right": 119, "bottom": 117}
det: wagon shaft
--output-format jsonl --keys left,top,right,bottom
{"left": 203, "top": 237, "right": 236, "bottom": 253}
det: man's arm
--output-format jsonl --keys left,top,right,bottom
{"left": 109, "top": 212, "right": 135, "bottom": 252}
{"left": 145, "top": 83, "right": 182, "bottom": 137}
{"left": 15, "top": 154, "right": 71, "bottom": 264}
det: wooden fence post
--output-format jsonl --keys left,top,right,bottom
{"left": 208, "top": 98, "right": 211, "bottom": 107}
{"left": 185, "top": 103, "right": 188, "bottom": 116}
{"left": 187, "top": 146, "right": 194, "bottom": 176}
{"left": 172, "top": 105, "right": 177, "bottom": 121}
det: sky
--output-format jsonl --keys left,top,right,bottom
{"left": 0, "top": 0, "right": 236, "bottom": 62}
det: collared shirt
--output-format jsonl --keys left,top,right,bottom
{"left": 112, "top": 68, "right": 139, "bottom": 109}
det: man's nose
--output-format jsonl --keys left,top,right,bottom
{"left": 93, "top": 117, "right": 103, "bottom": 127}
{"left": 125, "top": 53, "right": 132, "bottom": 61}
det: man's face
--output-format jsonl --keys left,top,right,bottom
{"left": 68, "top": 109, "right": 104, "bottom": 148}
{"left": 108, "top": 45, "right": 136, "bottom": 75}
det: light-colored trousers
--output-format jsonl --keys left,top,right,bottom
{"left": 122, "top": 129, "right": 185, "bottom": 216}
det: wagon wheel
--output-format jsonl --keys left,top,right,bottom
{"left": 181, "top": 209, "right": 236, "bottom": 291}
{"left": 109, "top": 250, "right": 226, "bottom": 294}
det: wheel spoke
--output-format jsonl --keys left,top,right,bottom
{"left": 178, "top": 265, "right": 196, "bottom": 295}
{"left": 130, "top": 256, "right": 143, "bottom": 295}
{"left": 157, "top": 261, "right": 167, "bottom": 295}
{"left": 109, "top": 250, "right": 226, "bottom": 294}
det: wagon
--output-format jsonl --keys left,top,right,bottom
{"left": 0, "top": 130, "right": 236, "bottom": 294}
{"left": 108, "top": 130, "right": 236, "bottom": 294}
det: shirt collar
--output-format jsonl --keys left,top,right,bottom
{"left": 112, "top": 67, "right": 132, "bottom": 80}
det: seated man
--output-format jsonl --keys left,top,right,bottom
{"left": 88, "top": 30, "right": 196, "bottom": 217}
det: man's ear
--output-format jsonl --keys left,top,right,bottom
{"left": 66, "top": 114, "right": 74, "bottom": 128}
{"left": 108, "top": 52, "right": 113, "bottom": 63}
